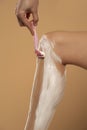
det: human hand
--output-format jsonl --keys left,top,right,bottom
{"left": 15, "top": 0, "right": 39, "bottom": 35}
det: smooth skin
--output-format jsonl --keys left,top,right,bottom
{"left": 46, "top": 31, "right": 87, "bottom": 69}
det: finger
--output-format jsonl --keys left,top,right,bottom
{"left": 32, "top": 12, "right": 39, "bottom": 26}
{"left": 18, "top": 12, "right": 34, "bottom": 35}
{"left": 18, "top": 13, "right": 30, "bottom": 27}
{"left": 15, "top": 8, "right": 25, "bottom": 26}
{"left": 17, "top": 16, "right": 25, "bottom": 26}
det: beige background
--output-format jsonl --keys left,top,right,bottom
{"left": 0, "top": 0, "right": 87, "bottom": 130}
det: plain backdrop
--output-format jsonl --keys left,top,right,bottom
{"left": 0, "top": 0, "right": 87, "bottom": 130}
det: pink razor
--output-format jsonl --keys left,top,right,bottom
{"left": 33, "top": 25, "right": 45, "bottom": 58}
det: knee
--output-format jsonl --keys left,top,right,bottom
{"left": 45, "top": 32, "right": 66, "bottom": 66}
{"left": 39, "top": 33, "right": 62, "bottom": 56}
{"left": 39, "top": 34, "right": 66, "bottom": 75}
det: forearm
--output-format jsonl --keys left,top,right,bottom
{"left": 46, "top": 31, "right": 87, "bottom": 69}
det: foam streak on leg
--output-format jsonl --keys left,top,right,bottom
{"left": 34, "top": 35, "right": 66, "bottom": 130}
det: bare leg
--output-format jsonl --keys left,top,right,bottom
{"left": 46, "top": 31, "right": 87, "bottom": 69}
{"left": 24, "top": 35, "right": 66, "bottom": 130}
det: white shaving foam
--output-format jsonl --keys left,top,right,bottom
{"left": 34, "top": 35, "right": 66, "bottom": 130}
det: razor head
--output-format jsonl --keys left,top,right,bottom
{"left": 35, "top": 49, "right": 45, "bottom": 59}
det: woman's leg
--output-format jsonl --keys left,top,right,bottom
{"left": 46, "top": 31, "right": 87, "bottom": 69}
{"left": 24, "top": 31, "right": 87, "bottom": 130}
{"left": 24, "top": 35, "right": 66, "bottom": 130}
